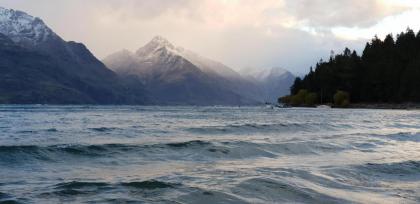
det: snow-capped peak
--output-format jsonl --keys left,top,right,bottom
{"left": 241, "top": 67, "right": 291, "bottom": 81}
{"left": 136, "top": 36, "right": 180, "bottom": 58}
{"left": 133, "top": 36, "right": 241, "bottom": 78}
{"left": 0, "top": 7, "right": 55, "bottom": 46}
{"left": 150, "top": 36, "right": 175, "bottom": 48}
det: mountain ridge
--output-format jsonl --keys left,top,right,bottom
{"left": 0, "top": 7, "right": 57, "bottom": 46}
{"left": 0, "top": 6, "right": 149, "bottom": 104}
{"left": 104, "top": 36, "right": 297, "bottom": 105}
{"left": 0, "top": 6, "right": 294, "bottom": 105}
{"left": 104, "top": 36, "right": 254, "bottom": 105}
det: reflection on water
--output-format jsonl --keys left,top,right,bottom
{"left": 0, "top": 106, "right": 419, "bottom": 203}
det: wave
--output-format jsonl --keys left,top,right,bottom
{"left": 325, "top": 160, "right": 420, "bottom": 189}
{"left": 177, "top": 188, "right": 248, "bottom": 204}
{"left": 187, "top": 123, "right": 307, "bottom": 134}
{"left": 165, "top": 140, "right": 211, "bottom": 148}
{"left": 0, "top": 192, "right": 12, "bottom": 199}
{"left": 41, "top": 180, "right": 177, "bottom": 198}
{"left": 16, "top": 130, "right": 37, "bottom": 134}
{"left": 88, "top": 198, "right": 146, "bottom": 203}
{"left": 360, "top": 161, "right": 420, "bottom": 176}
{"left": 0, "top": 142, "right": 212, "bottom": 157}
{"left": 0, "top": 200, "right": 22, "bottom": 204}
{"left": 379, "top": 132, "right": 420, "bottom": 142}
{"left": 42, "top": 180, "right": 249, "bottom": 203}
{"left": 46, "top": 128, "right": 58, "bottom": 132}
{"left": 0, "top": 139, "right": 351, "bottom": 165}
{"left": 121, "top": 180, "right": 176, "bottom": 189}
{"left": 221, "top": 140, "right": 347, "bottom": 156}
{"left": 0, "top": 145, "right": 105, "bottom": 158}
{"left": 15, "top": 128, "right": 60, "bottom": 134}
{"left": 89, "top": 127, "right": 118, "bottom": 132}
{"left": 54, "top": 181, "right": 110, "bottom": 189}
{"left": 0, "top": 144, "right": 117, "bottom": 164}
{"left": 0, "top": 192, "right": 22, "bottom": 204}
{"left": 234, "top": 177, "right": 351, "bottom": 204}
{"left": 186, "top": 122, "right": 342, "bottom": 135}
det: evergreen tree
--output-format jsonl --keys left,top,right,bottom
{"left": 288, "top": 29, "right": 420, "bottom": 104}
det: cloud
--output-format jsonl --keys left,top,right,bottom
{"left": 89, "top": 0, "right": 408, "bottom": 29}
{"left": 90, "top": 0, "right": 287, "bottom": 29}
{"left": 284, "top": 0, "right": 408, "bottom": 28}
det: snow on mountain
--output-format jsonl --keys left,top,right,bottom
{"left": 241, "top": 67, "right": 290, "bottom": 82}
{"left": 0, "top": 6, "right": 149, "bottom": 104}
{"left": 0, "top": 7, "right": 57, "bottom": 46}
{"left": 106, "top": 36, "right": 204, "bottom": 81}
{"left": 103, "top": 36, "right": 259, "bottom": 105}
{"left": 103, "top": 36, "right": 296, "bottom": 104}
{"left": 178, "top": 48, "right": 242, "bottom": 79}
{"left": 135, "top": 36, "right": 178, "bottom": 60}
{"left": 130, "top": 36, "right": 241, "bottom": 79}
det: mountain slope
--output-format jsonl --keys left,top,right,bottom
{"left": 0, "top": 7, "right": 148, "bottom": 104}
{"left": 0, "top": 33, "right": 86, "bottom": 103}
{"left": 241, "top": 67, "right": 295, "bottom": 103}
{"left": 104, "top": 36, "right": 257, "bottom": 105}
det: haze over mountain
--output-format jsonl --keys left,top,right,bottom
{"left": 0, "top": 7, "right": 148, "bottom": 104}
{"left": 241, "top": 67, "right": 295, "bottom": 103}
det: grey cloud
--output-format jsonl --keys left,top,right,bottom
{"left": 205, "top": 25, "right": 365, "bottom": 74}
{"left": 103, "top": 0, "right": 408, "bottom": 28}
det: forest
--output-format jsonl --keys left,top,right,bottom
{"left": 281, "top": 28, "right": 420, "bottom": 106}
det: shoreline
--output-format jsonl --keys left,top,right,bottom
{"left": 281, "top": 103, "right": 420, "bottom": 110}
{"left": 347, "top": 103, "right": 420, "bottom": 110}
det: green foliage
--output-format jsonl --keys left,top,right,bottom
{"left": 282, "top": 89, "right": 318, "bottom": 107}
{"left": 305, "top": 92, "right": 318, "bottom": 106}
{"left": 334, "top": 91, "right": 350, "bottom": 107}
{"left": 278, "top": 95, "right": 291, "bottom": 104}
{"left": 290, "top": 89, "right": 307, "bottom": 106}
{"left": 289, "top": 28, "right": 420, "bottom": 103}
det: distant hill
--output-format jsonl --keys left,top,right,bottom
{"left": 287, "top": 28, "right": 420, "bottom": 104}
{"left": 240, "top": 67, "right": 295, "bottom": 103}
{"left": 0, "top": 7, "right": 149, "bottom": 104}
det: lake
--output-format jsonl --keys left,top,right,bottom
{"left": 0, "top": 106, "right": 419, "bottom": 203}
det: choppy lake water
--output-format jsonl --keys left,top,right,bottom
{"left": 0, "top": 106, "right": 419, "bottom": 204}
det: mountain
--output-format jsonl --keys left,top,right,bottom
{"left": 104, "top": 36, "right": 259, "bottom": 105}
{"left": 240, "top": 67, "right": 295, "bottom": 103}
{"left": 0, "top": 7, "right": 148, "bottom": 104}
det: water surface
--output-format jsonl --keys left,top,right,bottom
{"left": 0, "top": 106, "right": 419, "bottom": 203}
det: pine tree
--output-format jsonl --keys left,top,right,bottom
{"left": 288, "top": 29, "right": 420, "bottom": 104}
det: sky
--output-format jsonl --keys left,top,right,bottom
{"left": 1, "top": 0, "right": 420, "bottom": 74}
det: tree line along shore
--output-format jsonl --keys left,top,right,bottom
{"left": 280, "top": 28, "right": 420, "bottom": 109}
